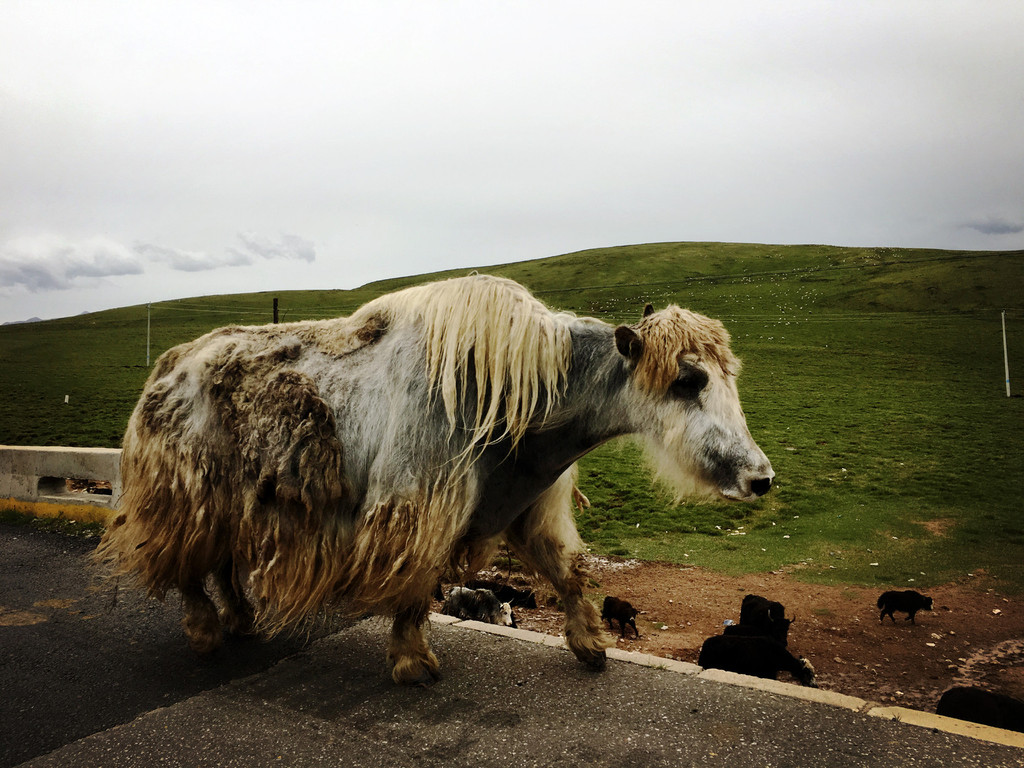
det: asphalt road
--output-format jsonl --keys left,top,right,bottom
{"left": 3, "top": 522, "right": 1022, "bottom": 767}
{"left": 0, "top": 523, "right": 335, "bottom": 767}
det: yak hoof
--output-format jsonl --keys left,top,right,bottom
{"left": 401, "top": 667, "right": 441, "bottom": 687}
{"left": 576, "top": 648, "right": 607, "bottom": 671}
{"left": 389, "top": 651, "right": 441, "bottom": 686}
{"left": 219, "top": 608, "right": 256, "bottom": 637}
{"left": 183, "top": 612, "right": 224, "bottom": 655}
{"left": 186, "top": 628, "right": 223, "bottom": 655}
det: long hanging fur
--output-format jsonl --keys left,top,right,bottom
{"left": 95, "top": 274, "right": 574, "bottom": 635}
{"left": 358, "top": 274, "right": 572, "bottom": 461}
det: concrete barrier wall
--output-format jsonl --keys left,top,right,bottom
{"left": 0, "top": 445, "right": 121, "bottom": 525}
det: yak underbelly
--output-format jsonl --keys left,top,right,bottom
{"left": 467, "top": 456, "right": 567, "bottom": 539}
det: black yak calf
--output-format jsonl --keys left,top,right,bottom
{"left": 601, "top": 596, "right": 640, "bottom": 638}
{"left": 936, "top": 687, "right": 1024, "bottom": 733}
{"left": 698, "top": 634, "right": 817, "bottom": 687}
{"left": 877, "top": 589, "right": 933, "bottom": 624}
{"left": 441, "top": 587, "right": 516, "bottom": 627}
{"left": 723, "top": 593, "right": 792, "bottom": 646}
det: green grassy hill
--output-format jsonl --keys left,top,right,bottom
{"left": 3, "top": 242, "right": 1023, "bottom": 590}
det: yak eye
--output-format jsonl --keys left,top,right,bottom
{"left": 668, "top": 366, "right": 708, "bottom": 400}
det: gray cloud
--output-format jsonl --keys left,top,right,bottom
{"left": 230, "top": 233, "right": 316, "bottom": 264}
{"left": 962, "top": 218, "right": 1024, "bottom": 236}
{"left": 133, "top": 242, "right": 252, "bottom": 272}
{"left": 127, "top": 234, "right": 314, "bottom": 274}
{"left": 1, "top": 232, "right": 316, "bottom": 296}
{"left": 0, "top": 236, "right": 143, "bottom": 292}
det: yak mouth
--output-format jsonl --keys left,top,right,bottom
{"left": 642, "top": 435, "right": 773, "bottom": 504}
{"left": 717, "top": 472, "right": 774, "bottom": 502}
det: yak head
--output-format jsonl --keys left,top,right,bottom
{"left": 615, "top": 303, "right": 773, "bottom": 502}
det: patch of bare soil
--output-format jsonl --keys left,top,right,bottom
{"left": 445, "top": 557, "right": 1024, "bottom": 716}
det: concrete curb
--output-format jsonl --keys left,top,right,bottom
{"left": 434, "top": 612, "right": 1024, "bottom": 750}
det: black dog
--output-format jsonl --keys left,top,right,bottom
{"left": 877, "top": 589, "right": 933, "bottom": 624}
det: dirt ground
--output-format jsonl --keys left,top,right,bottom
{"left": 444, "top": 556, "right": 1024, "bottom": 717}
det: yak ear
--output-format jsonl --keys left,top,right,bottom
{"left": 642, "top": 303, "right": 655, "bottom": 318}
{"left": 614, "top": 325, "right": 643, "bottom": 361}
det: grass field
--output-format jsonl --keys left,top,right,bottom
{"left": 2, "top": 242, "right": 1023, "bottom": 591}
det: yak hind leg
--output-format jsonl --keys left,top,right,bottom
{"left": 180, "top": 580, "right": 223, "bottom": 654}
{"left": 387, "top": 598, "right": 440, "bottom": 686}
{"left": 212, "top": 558, "right": 255, "bottom": 637}
{"left": 504, "top": 470, "right": 611, "bottom": 671}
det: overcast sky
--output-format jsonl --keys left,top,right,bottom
{"left": 2, "top": 1, "right": 1022, "bottom": 324}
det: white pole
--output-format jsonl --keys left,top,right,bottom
{"left": 147, "top": 303, "right": 151, "bottom": 367}
{"left": 1002, "top": 310, "right": 1011, "bottom": 397}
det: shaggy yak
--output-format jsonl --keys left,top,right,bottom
{"left": 698, "top": 634, "right": 817, "bottom": 687}
{"left": 95, "top": 274, "right": 773, "bottom": 685}
{"left": 465, "top": 579, "right": 538, "bottom": 609}
{"left": 441, "top": 586, "right": 516, "bottom": 627}
{"left": 601, "top": 596, "right": 640, "bottom": 639}
{"left": 936, "top": 686, "right": 1024, "bottom": 733}
{"left": 877, "top": 589, "right": 934, "bottom": 624}
{"left": 723, "top": 593, "right": 792, "bottom": 646}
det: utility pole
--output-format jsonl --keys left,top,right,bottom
{"left": 147, "top": 303, "right": 151, "bottom": 366}
{"left": 1003, "top": 310, "right": 1011, "bottom": 397}
{"left": 273, "top": 297, "right": 279, "bottom": 324}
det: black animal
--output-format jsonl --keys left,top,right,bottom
{"left": 698, "top": 634, "right": 816, "bottom": 687}
{"left": 936, "top": 687, "right": 1024, "bottom": 733}
{"left": 465, "top": 579, "right": 538, "bottom": 609}
{"left": 441, "top": 587, "right": 516, "bottom": 627}
{"left": 601, "top": 596, "right": 639, "bottom": 638}
{"left": 722, "top": 594, "right": 792, "bottom": 646}
{"left": 877, "top": 590, "right": 933, "bottom": 624}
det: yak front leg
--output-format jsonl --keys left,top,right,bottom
{"left": 505, "top": 470, "right": 611, "bottom": 670}
{"left": 387, "top": 597, "right": 441, "bottom": 686}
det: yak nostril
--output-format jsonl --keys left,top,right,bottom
{"left": 750, "top": 477, "right": 772, "bottom": 497}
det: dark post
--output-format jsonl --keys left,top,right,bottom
{"left": 273, "top": 297, "right": 279, "bottom": 324}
